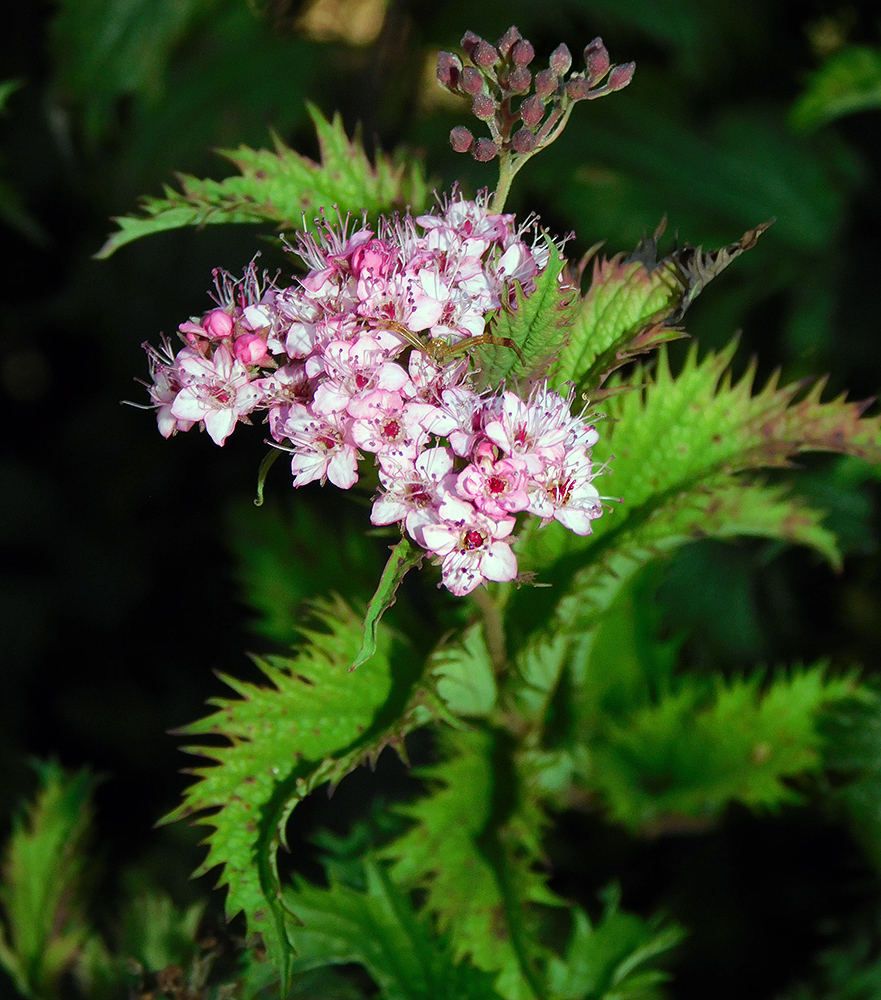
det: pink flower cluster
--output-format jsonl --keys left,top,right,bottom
{"left": 141, "top": 193, "right": 607, "bottom": 595}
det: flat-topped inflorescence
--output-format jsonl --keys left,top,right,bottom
{"left": 138, "top": 192, "right": 608, "bottom": 595}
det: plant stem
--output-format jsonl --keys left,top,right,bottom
{"left": 490, "top": 101, "right": 577, "bottom": 214}
{"left": 472, "top": 587, "right": 508, "bottom": 672}
{"left": 490, "top": 155, "right": 517, "bottom": 214}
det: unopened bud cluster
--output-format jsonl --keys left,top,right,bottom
{"left": 438, "top": 26, "right": 635, "bottom": 164}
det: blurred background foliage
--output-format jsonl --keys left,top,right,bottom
{"left": 2, "top": 1, "right": 881, "bottom": 998}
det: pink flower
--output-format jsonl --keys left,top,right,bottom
{"left": 348, "top": 390, "right": 438, "bottom": 462}
{"left": 417, "top": 192, "right": 513, "bottom": 255}
{"left": 297, "top": 222, "right": 374, "bottom": 291}
{"left": 421, "top": 499, "right": 518, "bottom": 595}
{"left": 274, "top": 290, "right": 324, "bottom": 357}
{"left": 408, "top": 351, "right": 469, "bottom": 407}
{"left": 371, "top": 447, "right": 458, "bottom": 545}
{"left": 493, "top": 242, "right": 540, "bottom": 289}
{"left": 142, "top": 340, "right": 196, "bottom": 439}
{"left": 526, "top": 449, "right": 603, "bottom": 534}
{"left": 484, "top": 383, "right": 581, "bottom": 472}
{"left": 138, "top": 194, "right": 615, "bottom": 597}
{"left": 233, "top": 333, "right": 270, "bottom": 365}
{"left": 440, "top": 387, "right": 498, "bottom": 458}
{"left": 178, "top": 308, "right": 234, "bottom": 345}
{"left": 171, "top": 345, "right": 262, "bottom": 446}
{"left": 351, "top": 237, "right": 398, "bottom": 282}
{"left": 240, "top": 303, "right": 273, "bottom": 333}
{"left": 456, "top": 442, "right": 530, "bottom": 517}
{"left": 311, "top": 338, "right": 412, "bottom": 415}
{"left": 403, "top": 269, "right": 449, "bottom": 332}
{"left": 273, "top": 404, "right": 360, "bottom": 489}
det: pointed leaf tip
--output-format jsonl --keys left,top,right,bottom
{"left": 95, "top": 105, "right": 428, "bottom": 257}
{"left": 352, "top": 536, "right": 423, "bottom": 670}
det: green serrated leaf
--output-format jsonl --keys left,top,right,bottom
{"left": 166, "top": 596, "right": 429, "bottom": 990}
{"left": 505, "top": 631, "right": 572, "bottom": 727}
{"left": 547, "top": 889, "right": 683, "bottom": 1000}
{"left": 565, "top": 565, "right": 682, "bottom": 722}
{"left": 96, "top": 104, "right": 428, "bottom": 258}
{"left": 510, "top": 340, "right": 881, "bottom": 646}
{"left": 555, "top": 220, "right": 773, "bottom": 398}
{"left": 353, "top": 536, "right": 423, "bottom": 671}
{"left": 588, "top": 341, "right": 881, "bottom": 530}
{"left": 430, "top": 623, "right": 498, "bottom": 718}
{"left": 790, "top": 45, "right": 881, "bottom": 134}
{"left": 118, "top": 892, "right": 206, "bottom": 973}
{"left": 552, "top": 239, "right": 682, "bottom": 398}
{"left": 474, "top": 235, "right": 577, "bottom": 390}
{"left": 589, "top": 665, "right": 858, "bottom": 832}
{"left": 0, "top": 762, "right": 99, "bottom": 999}
{"left": 281, "top": 859, "right": 502, "bottom": 1000}
{"left": 508, "top": 569, "right": 677, "bottom": 794}
{"left": 381, "top": 728, "right": 557, "bottom": 1000}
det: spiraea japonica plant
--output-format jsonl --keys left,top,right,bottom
{"left": 4, "top": 21, "right": 881, "bottom": 1000}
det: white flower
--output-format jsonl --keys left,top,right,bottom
{"left": 171, "top": 345, "right": 262, "bottom": 446}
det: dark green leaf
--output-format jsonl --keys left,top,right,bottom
{"left": 790, "top": 46, "right": 881, "bottom": 133}
{"left": 474, "top": 234, "right": 577, "bottom": 389}
{"left": 226, "top": 497, "right": 383, "bottom": 645}
{"left": 0, "top": 763, "right": 99, "bottom": 998}
{"left": 821, "top": 690, "right": 881, "bottom": 874}
{"left": 589, "top": 665, "right": 857, "bottom": 832}
{"left": 282, "top": 860, "right": 502, "bottom": 1000}
{"left": 547, "top": 889, "right": 683, "bottom": 1000}
{"left": 429, "top": 623, "right": 498, "bottom": 718}
{"left": 514, "top": 340, "right": 881, "bottom": 632}
{"left": 381, "top": 727, "right": 557, "bottom": 1000}
{"left": 554, "top": 220, "right": 772, "bottom": 399}
{"left": 166, "top": 597, "right": 430, "bottom": 989}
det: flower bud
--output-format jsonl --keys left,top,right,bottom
{"left": 460, "top": 66, "right": 484, "bottom": 95}
{"left": 471, "top": 93, "right": 496, "bottom": 121}
{"left": 450, "top": 125, "right": 474, "bottom": 152}
{"left": 511, "top": 128, "right": 537, "bottom": 153}
{"left": 508, "top": 66, "right": 531, "bottom": 94}
{"left": 550, "top": 43, "right": 572, "bottom": 76}
{"left": 461, "top": 31, "right": 481, "bottom": 60}
{"left": 497, "top": 25, "right": 522, "bottom": 57}
{"left": 566, "top": 76, "right": 590, "bottom": 101}
{"left": 607, "top": 61, "right": 636, "bottom": 91}
{"left": 473, "top": 39, "right": 499, "bottom": 68}
{"left": 583, "top": 38, "right": 610, "bottom": 82}
{"left": 473, "top": 138, "right": 499, "bottom": 161}
{"left": 519, "top": 94, "right": 544, "bottom": 128}
{"left": 204, "top": 309, "right": 234, "bottom": 339}
{"left": 512, "top": 39, "right": 535, "bottom": 66}
{"left": 233, "top": 333, "right": 269, "bottom": 365}
{"left": 437, "top": 50, "right": 463, "bottom": 89}
{"left": 534, "top": 68, "right": 558, "bottom": 100}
